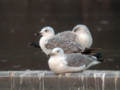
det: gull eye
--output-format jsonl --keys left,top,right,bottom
{"left": 56, "top": 50, "right": 60, "bottom": 53}
{"left": 45, "top": 29, "right": 49, "bottom": 32}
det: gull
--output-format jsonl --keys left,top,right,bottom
{"left": 31, "top": 25, "right": 95, "bottom": 55}
{"left": 72, "top": 24, "right": 93, "bottom": 49}
{"left": 36, "top": 26, "right": 84, "bottom": 55}
{"left": 48, "top": 47, "right": 102, "bottom": 74}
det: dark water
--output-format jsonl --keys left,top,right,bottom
{"left": 0, "top": 0, "right": 120, "bottom": 70}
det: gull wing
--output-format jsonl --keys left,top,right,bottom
{"left": 66, "top": 53, "right": 97, "bottom": 67}
{"left": 45, "top": 33, "right": 83, "bottom": 53}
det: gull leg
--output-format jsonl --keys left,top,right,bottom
{"left": 55, "top": 73, "right": 65, "bottom": 77}
{"left": 65, "top": 73, "right": 72, "bottom": 77}
{"left": 58, "top": 74, "right": 65, "bottom": 78}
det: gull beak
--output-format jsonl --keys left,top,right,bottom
{"left": 30, "top": 42, "right": 40, "bottom": 48}
{"left": 34, "top": 32, "right": 42, "bottom": 37}
{"left": 49, "top": 52, "right": 56, "bottom": 56}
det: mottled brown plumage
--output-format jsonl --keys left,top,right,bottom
{"left": 46, "top": 31, "right": 83, "bottom": 53}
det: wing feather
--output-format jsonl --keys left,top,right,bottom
{"left": 66, "top": 53, "right": 97, "bottom": 67}
{"left": 46, "top": 31, "right": 83, "bottom": 53}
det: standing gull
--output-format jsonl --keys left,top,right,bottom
{"left": 72, "top": 24, "right": 93, "bottom": 49}
{"left": 48, "top": 47, "right": 102, "bottom": 74}
{"left": 37, "top": 26, "right": 84, "bottom": 55}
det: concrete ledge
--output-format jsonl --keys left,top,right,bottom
{"left": 0, "top": 70, "right": 120, "bottom": 90}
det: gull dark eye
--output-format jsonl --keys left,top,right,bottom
{"left": 56, "top": 50, "right": 60, "bottom": 53}
{"left": 45, "top": 29, "right": 48, "bottom": 32}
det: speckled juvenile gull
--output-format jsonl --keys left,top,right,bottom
{"left": 39, "top": 26, "right": 84, "bottom": 55}
{"left": 46, "top": 31, "right": 84, "bottom": 54}
{"left": 72, "top": 24, "right": 93, "bottom": 49}
{"left": 48, "top": 47, "right": 101, "bottom": 74}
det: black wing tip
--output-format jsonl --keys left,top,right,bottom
{"left": 93, "top": 52, "right": 104, "bottom": 62}
{"left": 82, "top": 48, "right": 102, "bottom": 54}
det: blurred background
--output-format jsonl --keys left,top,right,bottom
{"left": 0, "top": 0, "right": 120, "bottom": 70}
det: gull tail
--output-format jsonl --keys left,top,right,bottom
{"left": 93, "top": 52, "right": 104, "bottom": 62}
{"left": 82, "top": 48, "right": 102, "bottom": 54}
{"left": 86, "top": 52, "right": 103, "bottom": 69}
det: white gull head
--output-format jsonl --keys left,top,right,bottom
{"left": 48, "top": 47, "right": 67, "bottom": 74}
{"left": 40, "top": 26, "right": 55, "bottom": 37}
{"left": 72, "top": 24, "right": 93, "bottom": 49}
{"left": 50, "top": 47, "right": 65, "bottom": 57}
{"left": 39, "top": 26, "right": 55, "bottom": 55}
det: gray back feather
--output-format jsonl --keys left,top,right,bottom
{"left": 57, "top": 31, "right": 77, "bottom": 41}
{"left": 66, "top": 53, "right": 97, "bottom": 67}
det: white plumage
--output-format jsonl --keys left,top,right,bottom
{"left": 72, "top": 24, "right": 93, "bottom": 49}
{"left": 48, "top": 48, "right": 100, "bottom": 74}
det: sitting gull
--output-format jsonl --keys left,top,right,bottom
{"left": 72, "top": 24, "right": 93, "bottom": 49}
{"left": 48, "top": 47, "right": 102, "bottom": 74}
{"left": 36, "top": 26, "right": 84, "bottom": 55}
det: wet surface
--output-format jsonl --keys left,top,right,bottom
{"left": 0, "top": 70, "right": 120, "bottom": 90}
{"left": 0, "top": 0, "right": 120, "bottom": 70}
